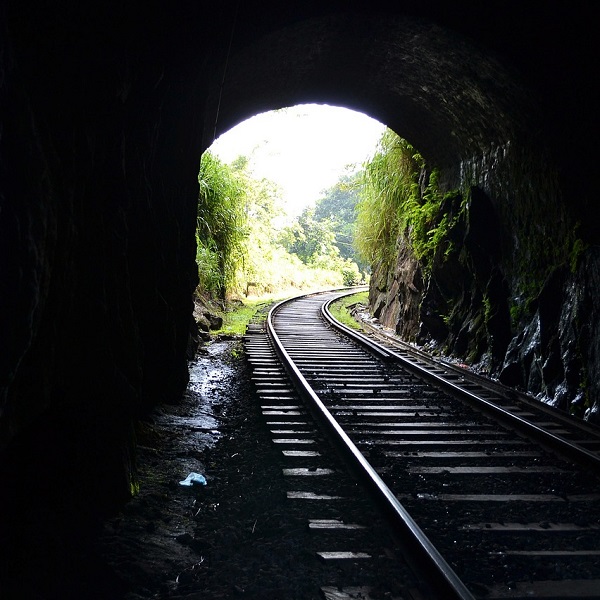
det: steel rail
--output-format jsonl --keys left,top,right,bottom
{"left": 318, "top": 289, "right": 395, "bottom": 362}
{"left": 360, "top": 312, "right": 600, "bottom": 439}
{"left": 267, "top": 293, "right": 475, "bottom": 600}
{"left": 322, "top": 293, "right": 600, "bottom": 473}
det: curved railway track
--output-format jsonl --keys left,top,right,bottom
{"left": 244, "top": 288, "right": 600, "bottom": 599}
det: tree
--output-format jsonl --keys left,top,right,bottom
{"left": 314, "top": 171, "right": 367, "bottom": 270}
{"left": 280, "top": 207, "right": 340, "bottom": 266}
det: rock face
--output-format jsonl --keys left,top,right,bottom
{"left": 498, "top": 248, "right": 600, "bottom": 420}
{"left": 370, "top": 245, "right": 424, "bottom": 342}
{"left": 0, "top": 1, "right": 598, "bottom": 595}
{"left": 369, "top": 171, "right": 600, "bottom": 421}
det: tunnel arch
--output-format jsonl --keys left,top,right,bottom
{"left": 202, "top": 12, "right": 540, "bottom": 182}
{"left": 197, "top": 10, "right": 574, "bottom": 391}
{"left": 2, "top": 4, "right": 598, "bottom": 596}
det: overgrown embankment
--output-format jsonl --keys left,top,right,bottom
{"left": 359, "top": 130, "right": 599, "bottom": 422}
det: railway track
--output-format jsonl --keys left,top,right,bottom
{"left": 243, "top": 289, "right": 600, "bottom": 599}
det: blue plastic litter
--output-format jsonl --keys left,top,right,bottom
{"left": 179, "top": 472, "right": 207, "bottom": 487}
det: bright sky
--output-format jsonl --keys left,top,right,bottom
{"left": 208, "top": 104, "right": 386, "bottom": 217}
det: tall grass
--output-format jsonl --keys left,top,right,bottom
{"left": 197, "top": 152, "right": 247, "bottom": 299}
{"left": 356, "top": 129, "right": 463, "bottom": 274}
{"left": 355, "top": 131, "right": 421, "bottom": 270}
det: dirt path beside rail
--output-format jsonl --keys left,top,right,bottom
{"left": 97, "top": 338, "right": 326, "bottom": 600}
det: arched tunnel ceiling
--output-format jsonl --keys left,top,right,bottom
{"left": 204, "top": 13, "right": 538, "bottom": 169}
{"left": 2, "top": 5, "right": 600, "bottom": 587}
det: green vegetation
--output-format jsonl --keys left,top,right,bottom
{"left": 355, "top": 129, "right": 464, "bottom": 274}
{"left": 196, "top": 151, "right": 359, "bottom": 302}
{"left": 482, "top": 292, "right": 494, "bottom": 327}
{"left": 313, "top": 172, "right": 368, "bottom": 272}
{"left": 278, "top": 176, "right": 365, "bottom": 286}
{"left": 212, "top": 298, "right": 271, "bottom": 336}
{"left": 197, "top": 152, "right": 247, "bottom": 299}
{"left": 328, "top": 291, "right": 369, "bottom": 331}
{"left": 569, "top": 232, "right": 587, "bottom": 274}
{"left": 130, "top": 479, "right": 140, "bottom": 497}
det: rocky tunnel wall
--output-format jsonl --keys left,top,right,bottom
{"left": 0, "top": 2, "right": 209, "bottom": 591}
{"left": 0, "top": 0, "right": 597, "bottom": 593}
{"left": 205, "top": 5, "right": 599, "bottom": 418}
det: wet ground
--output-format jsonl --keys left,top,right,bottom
{"left": 98, "top": 340, "right": 236, "bottom": 597}
{"left": 96, "top": 337, "right": 326, "bottom": 599}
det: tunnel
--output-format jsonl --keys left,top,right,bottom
{"left": 1, "top": 1, "right": 598, "bottom": 597}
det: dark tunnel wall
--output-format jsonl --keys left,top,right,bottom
{"left": 204, "top": 13, "right": 535, "bottom": 171}
{"left": 0, "top": 0, "right": 598, "bottom": 594}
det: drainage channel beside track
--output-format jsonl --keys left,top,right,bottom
{"left": 244, "top": 289, "right": 600, "bottom": 599}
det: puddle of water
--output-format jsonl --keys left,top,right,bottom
{"left": 168, "top": 413, "right": 219, "bottom": 430}
{"left": 167, "top": 341, "right": 236, "bottom": 438}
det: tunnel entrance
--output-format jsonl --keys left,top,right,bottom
{"left": 204, "top": 11, "right": 536, "bottom": 177}
{"left": 196, "top": 104, "right": 384, "bottom": 303}
{"left": 196, "top": 7, "right": 598, "bottom": 423}
{"left": 2, "top": 3, "right": 598, "bottom": 598}
{"left": 198, "top": 5, "right": 597, "bottom": 419}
